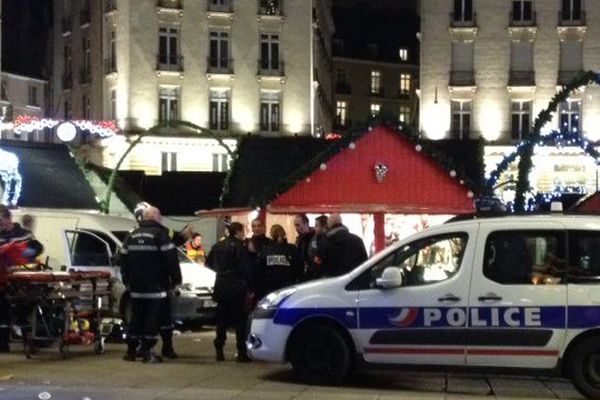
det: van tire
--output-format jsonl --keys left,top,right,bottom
{"left": 289, "top": 323, "right": 350, "bottom": 385}
{"left": 567, "top": 336, "right": 600, "bottom": 399}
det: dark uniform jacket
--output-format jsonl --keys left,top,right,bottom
{"left": 295, "top": 228, "right": 315, "bottom": 273}
{"left": 120, "top": 220, "right": 181, "bottom": 296}
{"left": 206, "top": 237, "right": 252, "bottom": 302}
{"left": 302, "top": 233, "right": 326, "bottom": 281}
{"left": 0, "top": 223, "right": 44, "bottom": 286}
{"left": 256, "top": 242, "right": 301, "bottom": 299}
{"left": 316, "top": 225, "right": 368, "bottom": 278}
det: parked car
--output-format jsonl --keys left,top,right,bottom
{"left": 248, "top": 214, "right": 600, "bottom": 399}
{"left": 11, "top": 208, "right": 216, "bottom": 326}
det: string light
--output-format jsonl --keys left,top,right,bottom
{"left": 13, "top": 115, "right": 118, "bottom": 139}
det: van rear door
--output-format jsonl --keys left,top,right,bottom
{"left": 63, "top": 229, "right": 120, "bottom": 280}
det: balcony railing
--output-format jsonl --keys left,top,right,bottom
{"left": 62, "top": 73, "right": 73, "bottom": 90}
{"left": 398, "top": 89, "right": 411, "bottom": 99}
{"left": 333, "top": 119, "right": 352, "bottom": 131}
{"left": 508, "top": 71, "right": 535, "bottom": 86}
{"left": 157, "top": 55, "right": 184, "bottom": 72}
{"left": 208, "top": 1, "right": 233, "bottom": 13}
{"left": 258, "top": 60, "right": 285, "bottom": 76}
{"left": 157, "top": 0, "right": 182, "bottom": 10}
{"left": 61, "top": 16, "right": 73, "bottom": 33}
{"left": 258, "top": 0, "right": 282, "bottom": 16}
{"left": 558, "top": 70, "right": 585, "bottom": 85}
{"left": 369, "top": 88, "right": 386, "bottom": 97}
{"left": 449, "top": 71, "right": 475, "bottom": 86}
{"left": 80, "top": 7, "right": 91, "bottom": 25}
{"left": 104, "top": 58, "right": 117, "bottom": 74}
{"left": 509, "top": 10, "right": 536, "bottom": 27}
{"left": 558, "top": 10, "right": 586, "bottom": 26}
{"left": 104, "top": 0, "right": 117, "bottom": 14}
{"left": 450, "top": 12, "right": 476, "bottom": 28}
{"left": 335, "top": 82, "right": 351, "bottom": 94}
{"left": 207, "top": 58, "right": 234, "bottom": 74}
{"left": 80, "top": 67, "right": 92, "bottom": 84}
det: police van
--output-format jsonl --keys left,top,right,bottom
{"left": 247, "top": 214, "right": 600, "bottom": 399}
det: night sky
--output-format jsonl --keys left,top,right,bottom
{"left": 2, "top": 0, "right": 52, "bottom": 79}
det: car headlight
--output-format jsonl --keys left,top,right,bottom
{"left": 257, "top": 287, "right": 297, "bottom": 310}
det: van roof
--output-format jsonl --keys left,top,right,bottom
{"left": 444, "top": 213, "right": 600, "bottom": 230}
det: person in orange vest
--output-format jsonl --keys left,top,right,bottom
{"left": 186, "top": 233, "right": 206, "bottom": 264}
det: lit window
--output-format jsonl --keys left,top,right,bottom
{"left": 209, "top": 89, "right": 230, "bottom": 131}
{"left": 260, "top": 91, "right": 280, "bottom": 132}
{"left": 399, "top": 105, "right": 410, "bottom": 124}
{"left": 336, "top": 101, "right": 348, "bottom": 127}
{"left": 370, "top": 103, "right": 381, "bottom": 118}
{"left": 560, "top": 100, "right": 581, "bottom": 135}
{"left": 398, "top": 48, "right": 408, "bottom": 61}
{"left": 400, "top": 74, "right": 411, "bottom": 95}
{"left": 511, "top": 100, "right": 531, "bottom": 140}
{"left": 451, "top": 100, "right": 471, "bottom": 139}
{"left": 159, "top": 86, "right": 180, "bottom": 122}
{"left": 371, "top": 71, "right": 381, "bottom": 94}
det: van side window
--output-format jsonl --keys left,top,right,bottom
{"left": 568, "top": 231, "right": 600, "bottom": 283}
{"left": 484, "top": 230, "right": 565, "bottom": 285}
{"left": 347, "top": 233, "right": 468, "bottom": 290}
{"left": 66, "top": 231, "right": 111, "bottom": 267}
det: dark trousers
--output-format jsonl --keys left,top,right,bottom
{"left": 158, "top": 295, "right": 174, "bottom": 350}
{"left": 127, "top": 297, "right": 161, "bottom": 355}
{"left": 0, "top": 292, "right": 9, "bottom": 350}
{"left": 214, "top": 298, "right": 248, "bottom": 356}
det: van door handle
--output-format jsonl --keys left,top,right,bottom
{"left": 478, "top": 294, "right": 502, "bottom": 302}
{"left": 438, "top": 294, "right": 461, "bottom": 303}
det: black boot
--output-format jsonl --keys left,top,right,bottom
{"left": 161, "top": 343, "right": 178, "bottom": 359}
{"left": 215, "top": 347, "right": 225, "bottom": 362}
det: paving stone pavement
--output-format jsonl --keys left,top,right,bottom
{"left": 0, "top": 330, "right": 585, "bottom": 400}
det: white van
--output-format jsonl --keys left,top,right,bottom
{"left": 248, "top": 214, "right": 600, "bottom": 399}
{"left": 11, "top": 208, "right": 216, "bottom": 325}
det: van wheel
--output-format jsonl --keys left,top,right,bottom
{"left": 289, "top": 323, "right": 350, "bottom": 385}
{"left": 568, "top": 336, "right": 600, "bottom": 399}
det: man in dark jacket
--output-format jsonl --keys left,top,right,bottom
{"left": 294, "top": 214, "right": 315, "bottom": 278}
{"left": 303, "top": 215, "right": 328, "bottom": 281}
{"left": 255, "top": 224, "right": 300, "bottom": 299}
{"left": 120, "top": 206, "right": 181, "bottom": 363}
{"left": 0, "top": 205, "right": 44, "bottom": 353}
{"left": 206, "top": 222, "right": 252, "bottom": 362}
{"left": 315, "top": 214, "right": 368, "bottom": 277}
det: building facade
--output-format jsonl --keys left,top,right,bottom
{"left": 0, "top": 72, "right": 48, "bottom": 139}
{"left": 332, "top": 5, "right": 419, "bottom": 133}
{"left": 52, "top": 0, "right": 333, "bottom": 174}
{"left": 420, "top": 0, "right": 600, "bottom": 196}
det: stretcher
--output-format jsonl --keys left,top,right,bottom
{"left": 5, "top": 269, "right": 112, "bottom": 358}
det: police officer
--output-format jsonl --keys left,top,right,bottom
{"left": 255, "top": 224, "right": 301, "bottom": 300}
{"left": 206, "top": 222, "right": 252, "bottom": 362}
{"left": 121, "top": 206, "right": 181, "bottom": 363}
{"left": 0, "top": 205, "right": 44, "bottom": 353}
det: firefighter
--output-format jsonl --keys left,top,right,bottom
{"left": 121, "top": 206, "right": 181, "bottom": 363}
{"left": 0, "top": 205, "right": 44, "bottom": 353}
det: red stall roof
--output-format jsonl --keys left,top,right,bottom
{"left": 267, "top": 125, "right": 476, "bottom": 214}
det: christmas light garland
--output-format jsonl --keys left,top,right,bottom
{"left": 12, "top": 115, "right": 118, "bottom": 139}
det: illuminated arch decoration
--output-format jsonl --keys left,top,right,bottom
{"left": 13, "top": 115, "right": 118, "bottom": 139}
{"left": 487, "top": 70, "right": 600, "bottom": 212}
{"left": 0, "top": 148, "right": 22, "bottom": 206}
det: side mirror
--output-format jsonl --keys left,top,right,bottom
{"left": 376, "top": 267, "right": 403, "bottom": 289}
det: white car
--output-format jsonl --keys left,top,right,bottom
{"left": 10, "top": 209, "right": 216, "bottom": 325}
{"left": 248, "top": 214, "right": 600, "bottom": 399}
